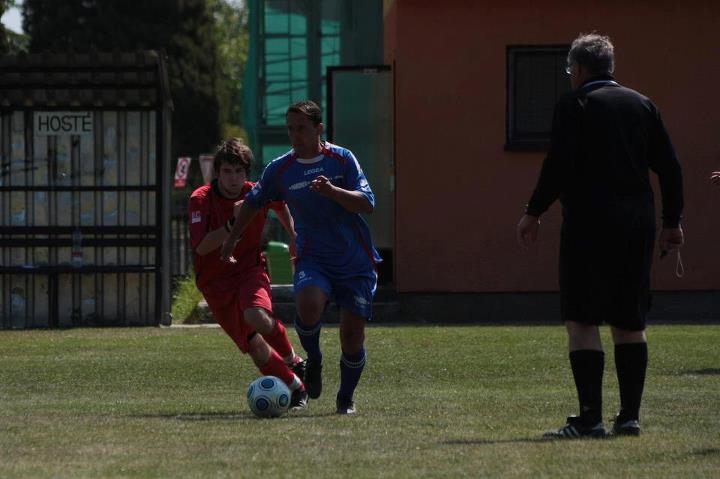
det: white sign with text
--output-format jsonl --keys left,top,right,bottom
{"left": 34, "top": 111, "right": 93, "bottom": 136}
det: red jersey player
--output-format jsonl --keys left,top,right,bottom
{"left": 188, "top": 138, "right": 308, "bottom": 410}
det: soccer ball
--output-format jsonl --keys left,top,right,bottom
{"left": 246, "top": 375, "right": 290, "bottom": 418}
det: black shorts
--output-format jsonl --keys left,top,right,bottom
{"left": 559, "top": 222, "right": 655, "bottom": 331}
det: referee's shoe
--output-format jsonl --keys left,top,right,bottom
{"left": 612, "top": 415, "right": 641, "bottom": 436}
{"left": 543, "top": 415, "right": 607, "bottom": 439}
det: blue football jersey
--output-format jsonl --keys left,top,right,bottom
{"left": 245, "top": 142, "right": 381, "bottom": 277}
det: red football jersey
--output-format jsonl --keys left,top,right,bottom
{"left": 188, "top": 180, "right": 283, "bottom": 290}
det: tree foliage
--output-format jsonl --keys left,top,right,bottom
{"left": 209, "top": 0, "right": 249, "bottom": 139}
{"left": 20, "top": 0, "right": 245, "bottom": 159}
{"left": 0, "top": 0, "right": 11, "bottom": 54}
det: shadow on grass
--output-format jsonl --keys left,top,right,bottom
{"left": 690, "top": 448, "right": 720, "bottom": 457}
{"left": 133, "top": 411, "right": 251, "bottom": 421}
{"left": 679, "top": 368, "right": 720, "bottom": 376}
{"left": 442, "top": 438, "right": 548, "bottom": 445}
{"left": 442, "top": 436, "right": 620, "bottom": 446}
{"left": 131, "top": 410, "right": 338, "bottom": 421}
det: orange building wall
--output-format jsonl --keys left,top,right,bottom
{"left": 383, "top": 0, "right": 397, "bottom": 64}
{"left": 390, "top": 0, "right": 720, "bottom": 292}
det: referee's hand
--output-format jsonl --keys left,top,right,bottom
{"left": 516, "top": 214, "right": 540, "bottom": 252}
{"left": 659, "top": 226, "right": 684, "bottom": 256}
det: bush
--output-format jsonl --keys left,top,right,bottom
{"left": 170, "top": 273, "right": 206, "bottom": 324}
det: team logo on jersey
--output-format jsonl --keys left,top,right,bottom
{"left": 296, "top": 270, "right": 312, "bottom": 285}
{"left": 354, "top": 295, "right": 369, "bottom": 306}
{"left": 191, "top": 211, "right": 202, "bottom": 224}
{"left": 289, "top": 180, "right": 310, "bottom": 191}
{"left": 304, "top": 167, "right": 324, "bottom": 176}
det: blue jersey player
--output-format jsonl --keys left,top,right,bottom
{"left": 221, "top": 100, "right": 380, "bottom": 414}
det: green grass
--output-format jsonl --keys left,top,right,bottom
{"left": 1, "top": 325, "right": 719, "bottom": 478}
{"left": 170, "top": 274, "right": 204, "bottom": 324}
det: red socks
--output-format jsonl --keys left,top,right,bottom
{"left": 262, "top": 318, "right": 295, "bottom": 362}
{"left": 259, "top": 349, "right": 301, "bottom": 391}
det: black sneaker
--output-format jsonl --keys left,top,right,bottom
{"left": 612, "top": 415, "right": 641, "bottom": 436}
{"left": 543, "top": 415, "right": 607, "bottom": 439}
{"left": 336, "top": 395, "right": 356, "bottom": 415}
{"left": 290, "top": 357, "right": 306, "bottom": 379}
{"left": 304, "top": 359, "right": 322, "bottom": 399}
{"left": 289, "top": 387, "right": 308, "bottom": 411}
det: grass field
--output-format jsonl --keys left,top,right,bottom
{"left": 1, "top": 324, "right": 719, "bottom": 478}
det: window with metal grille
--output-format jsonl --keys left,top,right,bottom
{"left": 506, "top": 45, "right": 571, "bottom": 151}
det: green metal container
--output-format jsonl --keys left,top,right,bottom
{"left": 265, "top": 241, "right": 293, "bottom": 284}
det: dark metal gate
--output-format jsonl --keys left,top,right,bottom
{"left": 0, "top": 51, "right": 173, "bottom": 328}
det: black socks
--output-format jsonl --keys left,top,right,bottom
{"left": 569, "top": 350, "right": 605, "bottom": 425}
{"left": 614, "top": 342, "right": 648, "bottom": 422}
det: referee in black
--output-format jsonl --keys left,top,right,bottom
{"left": 517, "top": 33, "right": 684, "bottom": 438}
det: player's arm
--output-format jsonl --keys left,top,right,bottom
{"left": 222, "top": 161, "right": 284, "bottom": 262}
{"left": 188, "top": 195, "right": 228, "bottom": 257}
{"left": 191, "top": 197, "right": 247, "bottom": 257}
{"left": 309, "top": 175, "right": 373, "bottom": 213}
{"left": 517, "top": 96, "right": 579, "bottom": 250}
{"left": 648, "top": 108, "right": 683, "bottom": 229}
{"left": 220, "top": 201, "right": 260, "bottom": 263}
{"left": 195, "top": 222, "right": 235, "bottom": 257}
{"left": 648, "top": 108, "right": 684, "bottom": 254}
{"left": 525, "top": 97, "right": 579, "bottom": 218}
{"left": 274, "top": 203, "right": 297, "bottom": 258}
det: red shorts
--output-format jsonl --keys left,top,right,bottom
{"left": 200, "top": 266, "right": 274, "bottom": 353}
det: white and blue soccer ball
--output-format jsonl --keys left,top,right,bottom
{"left": 246, "top": 375, "right": 290, "bottom": 418}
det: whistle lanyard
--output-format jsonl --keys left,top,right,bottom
{"left": 674, "top": 250, "right": 685, "bottom": 279}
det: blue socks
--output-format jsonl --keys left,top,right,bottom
{"left": 338, "top": 346, "right": 366, "bottom": 401}
{"left": 294, "top": 315, "right": 323, "bottom": 363}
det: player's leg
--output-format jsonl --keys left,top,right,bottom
{"left": 201, "top": 290, "right": 249, "bottom": 352}
{"left": 294, "top": 286, "right": 327, "bottom": 399}
{"left": 244, "top": 306, "right": 302, "bottom": 369}
{"left": 336, "top": 309, "right": 366, "bottom": 415}
{"left": 565, "top": 321, "right": 604, "bottom": 428}
{"left": 204, "top": 288, "right": 307, "bottom": 410}
{"left": 544, "top": 224, "right": 607, "bottom": 438}
{"left": 334, "top": 272, "right": 376, "bottom": 415}
{"left": 293, "top": 266, "right": 331, "bottom": 399}
{"left": 607, "top": 227, "right": 653, "bottom": 436}
{"left": 246, "top": 333, "right": 308, "bottom": 410}
{"left": 544, "top": 320, "right": 606, "bottom": 438}
{"left": 238, "top": 268, "right": 304, "bottom": 370}
{"left": 610, "top": 327, "right": 647, "bottom": 436}
{"left": 547, "top": 325, "right": 606, "bottom": 439}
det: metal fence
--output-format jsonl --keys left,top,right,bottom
{"left": 0, "top": 51, "right": 173, "bottom": 328}
{"left": 170, "top": 199, "right": 192, "bottom": 278}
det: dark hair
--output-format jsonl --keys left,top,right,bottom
{"left": 567, "top": 33, "right": 615, "bottom": 76}
{"left": 286, "top": 100, "right": 322, "bottom": 126}
{"left": 213, "top": 138, "right": 253, "bottom": 174}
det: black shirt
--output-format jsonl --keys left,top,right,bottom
{"left": 526, "top": 76, "right": 683, "bottom": 229}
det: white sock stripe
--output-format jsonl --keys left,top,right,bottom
{"left": 283, "top": 349, "right": 296, "bottom": 364}
{"left": 289, "top": 374, "right": 302, "bottom": 391}
{"left": 341, "top": 355, "right": 366, "bottom": 368}
{"left": 294, "top": 321, "right": 322, "bottom": 336}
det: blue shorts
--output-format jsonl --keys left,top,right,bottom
{"left": 293, "top": 263, "right": 377, "bottom": 319}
